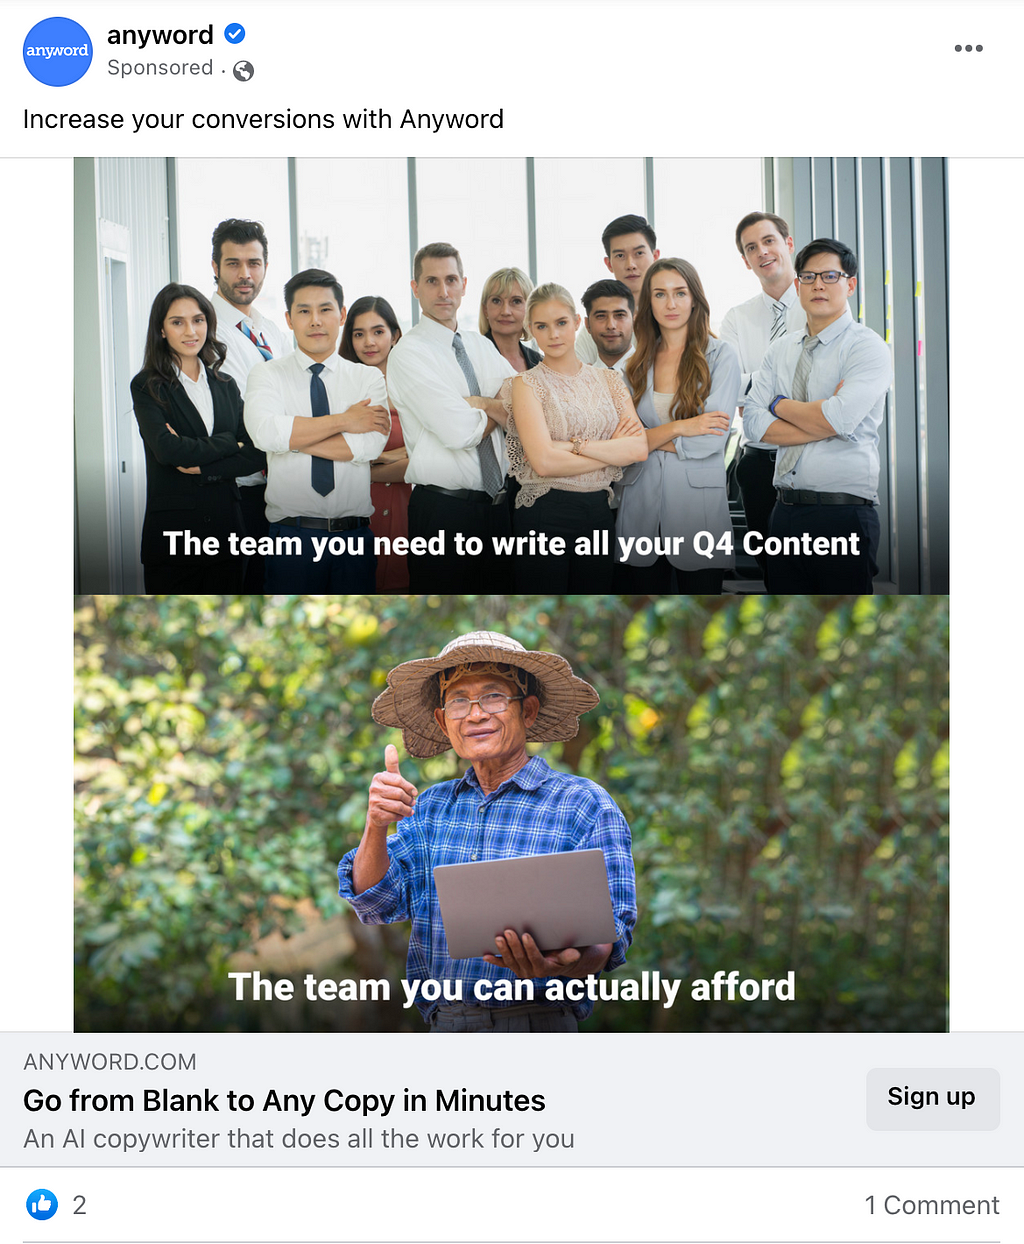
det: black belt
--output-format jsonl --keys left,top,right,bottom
{"left": 419, "top": 482, "right": 507, "bottom": 507}
{"left": 743, "top": 445, "right": 777, "bottom": 457}
{"left": 277, "top": 515, "right": 370, "bottom": 531}
{"left": 776, "top": 489, "right": 875, "bottom": 506}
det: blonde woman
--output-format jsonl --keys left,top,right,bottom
{"left": 616, "top": 258, "right": 741, "bottom": 594}
{"left": 504, "top": 283, "right": 647, "bottom": 591}
{"left": 479, "top": 266, "right": 541, "bottom": 372}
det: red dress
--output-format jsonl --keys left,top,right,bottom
{"left": 370, "top": 411, "right": 412, "bottom": 591}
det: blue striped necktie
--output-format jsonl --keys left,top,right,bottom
{"left": 238, "top": 319, "right": 273, "bottom": 361}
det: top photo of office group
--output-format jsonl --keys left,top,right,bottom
{"left": 74, "top": 157, "right": 948, "bottom": 599}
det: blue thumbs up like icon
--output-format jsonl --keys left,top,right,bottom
{"left": 27, "top": 1188, "right": 58, "bottom": 1220}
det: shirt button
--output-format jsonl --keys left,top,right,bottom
{"left": 471, "top": 853, "right": 478, "bottom": 861}
{"left": 385, "top": 482, "right": 391, "bottom": 488}
{"left": 382, "top": 509, "right": 389, "bottom": 516}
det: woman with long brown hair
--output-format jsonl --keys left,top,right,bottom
{"left": 130, "top": 283, "right": 265, "bottom": 591}
{"left": 615, "top": 257, "right": 741, "bottom": 593}
{"left": 339, "top": 294, "right": 411, "bottom": 590}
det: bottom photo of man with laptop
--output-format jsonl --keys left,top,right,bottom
{"left": 338, "top": 630, "right": 636, "bottom": 1033}
{"left": 73, "top": 594, "right": 948, "bottom": 1035}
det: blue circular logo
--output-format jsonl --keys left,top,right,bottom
{"left": 24, "top": 16, "right": 92, "bottom": 86}
{"left": 26, "top": 1188, "right": 58, "bottom": 1220}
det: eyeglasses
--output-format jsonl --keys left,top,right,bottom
{"left": 442, "top": 693, "right": 523, "bottom": 720}
{"left": 796, "top": 270, "right": 849, "bottom": 284}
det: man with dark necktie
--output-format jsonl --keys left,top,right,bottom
{"left": 385, "top": 242, "right": 517, "bottom": 592}
{"left": 209, "top": 218, "right": 290, "bottom": 590}
{"left": 244, "top": 269, "right": 391, "bottom": 591}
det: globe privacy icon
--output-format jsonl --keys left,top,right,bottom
{"left": 24, "top": 16, "right": 93, "bottom": 86}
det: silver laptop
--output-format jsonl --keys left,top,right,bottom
{"left": 433, "top": 849, "right": 617, "bottom": 960}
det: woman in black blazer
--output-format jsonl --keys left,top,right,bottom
{"left": 131, "top": 283, "right": 265, "bottom": 591}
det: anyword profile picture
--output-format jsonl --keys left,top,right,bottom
{"left": 24, "top": 15, "right": 93, "bottom": 86}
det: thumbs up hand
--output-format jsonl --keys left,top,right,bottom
{"left": 367, "top": 744, "right": 418, "bottom": 832}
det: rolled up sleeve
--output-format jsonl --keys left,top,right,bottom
{"left": 743, "top": 350, "right": 780, "bottom": 444}
{"left": 387, "top": 348, "right": 491, "bottom": 451}
{"left": 820, "top": 335, "right": 892, "bottom": 438}
{"left": 243, "top": 366, "right": 294, "bottom": 454}
{"left": 343, "top": 369, "right": 390, "bottom": 463}
{"left": 338, "top": 849, "right": 410, "bottom": 924}
{"left": 338, "top": 816, "right": 424, "bottom": 925}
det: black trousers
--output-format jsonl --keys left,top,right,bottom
{"left": 735, "top": 445, "right": 777, "bottom": 578}
{"left": 238, "top": 480, "right": 268, "bottom": 593}
{"left": 144, "top": 556, "right": 246, "bottom": 593}
{"left": 512, "top": 488, "right": 615, "bottom": 593}
{"left": 408, "top": 485, "right": 513, "bottom": 593}
{"left": 614, "top": 556, "right": 725, "bottom": 595}
{"left": 764, "top": 500, "right": 880, "bottom": 593}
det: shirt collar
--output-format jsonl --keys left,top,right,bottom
{"left": 297, "top": 348, "right": 341, "bottom": 374}
{"left": 211, "top": 289, "right": 264, "bottom": 330}
{"left": 174, "top": 363, "right": 209, "bottom": 388}
{"left": 761, "top": 283, "right": 798, "bottom": 312}
{"left": 806, "top": 305, "right": 853, "bottom": 346}
{"left": 457, "top": 753, "right": 551, "bottom": 795}
{"left": 415, "top": 313, "right": 460, "bottom": 344}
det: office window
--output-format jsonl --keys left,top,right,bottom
{"left": 175, "top": 157, "right": 292, "bottom": 332}
{"left": 534, "top": 158, "right": 646, "bottom": 310}
{"left": 415, "top": 158, "right": 529, "bottom": 323}
{"left": 296, "top": 158, "right": 411, "bottom": 329}
{"left": 653, "top": 158, "right": 764, "bottom": 332}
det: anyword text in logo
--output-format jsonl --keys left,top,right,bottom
{"left": 24, "top": 16, "right": 92, "bottom": 86}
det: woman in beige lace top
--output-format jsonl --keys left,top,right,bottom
{"left": 504, "top": 283, "right": 647, "bottom": 591}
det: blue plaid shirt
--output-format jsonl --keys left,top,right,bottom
{"left": 338, "top": 755, "right": 636, "bottom": 1022}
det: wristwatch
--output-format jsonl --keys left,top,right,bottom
{"left": 769, "top": 394, "right": 787, "bottom": 417}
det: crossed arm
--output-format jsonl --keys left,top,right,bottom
{"left": 758, "top": 383, "right": 843, "bottom": 444}
{"left": 510, "top": 375, "right": 648, "bottom": 478}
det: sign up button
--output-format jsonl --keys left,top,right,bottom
{"left": 867, "top": 1068, "right": 1000, "bottom": 1130}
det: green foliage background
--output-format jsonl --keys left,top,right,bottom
{"left": 74, "top": 594, "right": 948, "bottom": 1033}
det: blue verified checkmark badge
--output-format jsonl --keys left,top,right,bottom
{"left": 27, "top": 1189, "right": 58, "bottom": 1220}
{"left": 225, "top": 23, "right": 246, "bottom": 44}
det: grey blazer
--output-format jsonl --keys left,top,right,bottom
{"left": 615, "top": 335, "right": 741, "bottom": 570}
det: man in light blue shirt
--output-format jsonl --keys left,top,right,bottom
{"left": 743, "top": 238, "right": 891, "bottom": 593}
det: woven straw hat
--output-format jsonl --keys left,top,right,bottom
{"left": 371, "top": 630, "right": 599, "bottom": 758}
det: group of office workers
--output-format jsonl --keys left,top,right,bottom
{"left": 130, "top": 211, "right": 891, "bottom": 596}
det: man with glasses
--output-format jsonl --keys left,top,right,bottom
{"left": 338, "top": 631, "right": 637, "bottom": 1032}
{"left": 742, "top": 238, "right": 891, "bottom": 593}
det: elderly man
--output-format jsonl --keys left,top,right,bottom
{"left": 338, "top": 631, "right": 637, "bottom": 1032}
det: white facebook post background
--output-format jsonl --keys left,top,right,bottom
{"left": 1, "top": 0, "right": 1022, "bottom": 1237}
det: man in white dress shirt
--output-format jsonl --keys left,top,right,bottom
{"left": 385, "top": 242, "right": 516, "bottom": 592}
{"left": 575, "top": 215, "right": 658, "bottom": 365}
{"left": 743, "top": 239, "right": 891, "bottom": 594}
{"left": 209, "top": 218, "right": 290, "bottom": 590}
{"left": 581, "top": 280, "right": 635, "bottom": 373}
{"left": 244, "top": 269, "right": 391, "bottom": 592}
{"left": 720, "top": 212, "right": 806, "bottom": 576}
